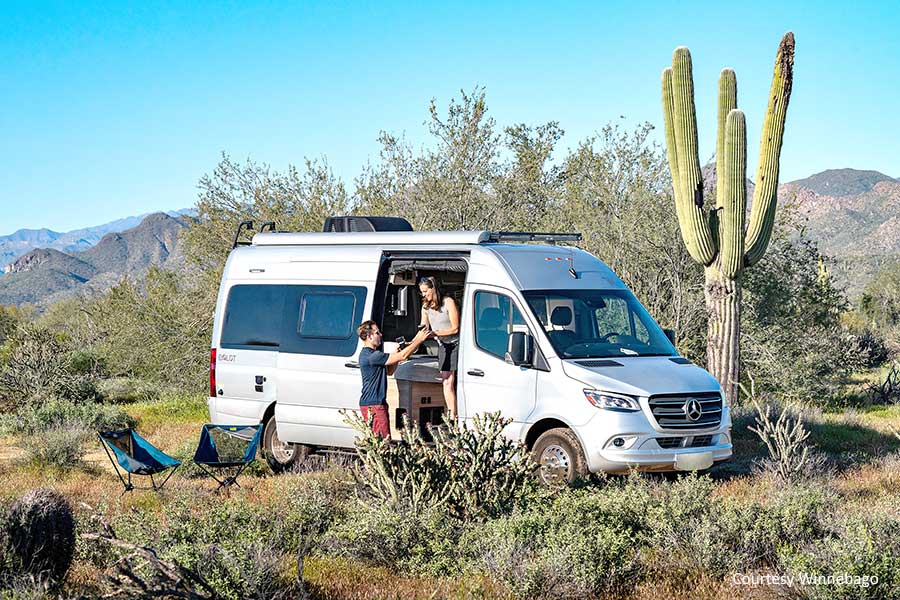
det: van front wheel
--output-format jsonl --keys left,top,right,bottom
{"left": 262, "top": 414, "right": 309, "bottom": 473}
{"left": 532, "top": 428, "right": 588, "bottom": 486}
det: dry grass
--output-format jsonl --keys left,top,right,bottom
{"left": 304, "top": 556, "right": 512, "bottom": 600}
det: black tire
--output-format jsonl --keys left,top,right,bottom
{"left": 531, "top": 427, "right": 588, "bottom": 486}
{"left": 261, "top": 413, "right": 310, "bottom": 473}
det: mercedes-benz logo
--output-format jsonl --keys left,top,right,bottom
{"left": 685, "top": 399, "right": 703, "bottom": 422}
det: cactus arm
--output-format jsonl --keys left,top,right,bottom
{"left": 720, "top": 109, "right": 747, "bottom": 279}
{"left": 716, "top": 69, "right": 738, "bottom": 208}
{"left": 744, "top": 32, "right": 795, "bottom": 267}
{"left": 662, "top": 68, "right": 686, "bottom": 226}
{"left": 670, "top": 47, "right": 717, "bottom": 265}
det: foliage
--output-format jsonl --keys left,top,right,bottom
{"left": 86, "top": 268, "right": 211, "bottom": 391}
{"left": 741, "top": 209, "right": 858, "bottom": 402}
{"left": 0, "top": 325, "right": 98, "bottom": 409}
{"left": 19, "top": 423, "right": 92, "bottom": 469}
{"left": 348, "top": 411, "right": 538, "bottom": 520}
{"left": 2, "top": 396, "right": 133, "bottom": 437}
{"left": 184, "top": 154, "right": 353, "bottom": 278}
{"left": 324, "top": 500, "right": 461, "bottom": 577}
{"left": 779, "top": 514, "right": 900, "bottom": 600}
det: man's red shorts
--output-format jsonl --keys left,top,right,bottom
{"left": 361, "top": 405, "right": 391, "bottom": 439}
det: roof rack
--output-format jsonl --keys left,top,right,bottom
{"left": 487, "top": 231, "right": 582, "bottom": 244}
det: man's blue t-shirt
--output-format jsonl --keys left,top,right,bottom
{"left": 359, "top": 347, "right": 389, "bottom": 406}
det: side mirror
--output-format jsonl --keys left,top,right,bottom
{"left": 663, "top": 328, "right": 676, "bottom": 345}
{"left": 505, "top": 332, "right": 534, "bottom": 367}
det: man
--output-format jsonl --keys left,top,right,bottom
{"left": 357, "top": 320, "right": 430, "bottom": 439}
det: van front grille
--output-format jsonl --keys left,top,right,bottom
{"left": 648, "top": 392, "right": 722, "bottom": 430}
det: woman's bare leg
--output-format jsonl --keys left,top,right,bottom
{"left": 442, "top": 370, "right": 457, "bottom": 421}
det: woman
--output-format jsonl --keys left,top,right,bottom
{"left": 419, "top": 276, "right": 459, "bottom": 420}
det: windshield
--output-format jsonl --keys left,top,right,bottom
{"left": 522, "top": 289, "right": 677, "bottom": 359}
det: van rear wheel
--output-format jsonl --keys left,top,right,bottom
{"left": 262, "top": 414, "right": 309, "bottom": 473}
{"left": 532, "top": 427, "right": 588, "bottom": 486}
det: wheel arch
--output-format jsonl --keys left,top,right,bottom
{"left": 525, "top": 417, "right": 575, "bottom": 450}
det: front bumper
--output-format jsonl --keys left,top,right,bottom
{"left": 579, "top": 405, "right": 733, "bottom": 473}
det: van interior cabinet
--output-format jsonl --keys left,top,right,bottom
{"left": 386, "top": 357, "right": 445, "bottom": 440}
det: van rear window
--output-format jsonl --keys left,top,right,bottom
{"left": 220, "top": 285, "right": 286, "bottom": 349}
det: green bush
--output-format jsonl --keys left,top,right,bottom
{"left": 19, "top": 423, "right": 91, "bottom": 468}
{"left": 463, "top": 479, "right": 649, "bottom": 598}
{"left": 95, "top": 377, "right": 161, "bottom": 404}
{"left": 90, "top": 471, "right": 352, "bottom": 599}
{"left": 3, "top": 396, "right": 133, "bottom": 437}
{"left": 324, "top": 500, "right": 462, "bottom": 577}
{"left": 779, "top": 514, "right": 900, "bottom": 599}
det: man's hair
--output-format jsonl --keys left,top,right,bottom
{"left": 357, "top": 320, "right": 378, "bottom": 340}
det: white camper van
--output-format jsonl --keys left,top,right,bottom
{"left": 208, "top": 218, "right": 732, "bottom": 483}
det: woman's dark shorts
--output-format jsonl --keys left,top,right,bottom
{"left": 437, "top": 341, "right": 458, "bottom": 372}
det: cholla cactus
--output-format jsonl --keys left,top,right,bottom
{"left": 5, "top": 488, "right": 76, "bottom": 584}
{"left": 346, "top": 410, "right": 537, "bottom": 520}
{"left": 661, "top": 33, "right": 794, "bottom": 403}
{"left": 748, "top": 400, "right": 814, "bottom": 481}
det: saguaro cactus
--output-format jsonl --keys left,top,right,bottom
{"left": 661, "top": 33, "right": 794, "bottom": 403}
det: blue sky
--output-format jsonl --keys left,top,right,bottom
{"left": 2, "top": 1, "right": 898, "bottom": 234}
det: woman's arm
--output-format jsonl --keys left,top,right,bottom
{"left": 433, "top": 297, "right": 460, "bottom": 337}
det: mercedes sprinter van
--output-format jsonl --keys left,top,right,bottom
{"left": 208, "top": 220, "right": 732, "bottom": 483}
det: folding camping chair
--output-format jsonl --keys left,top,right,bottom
{"left": 98, "top": 429, "right": 181, "bottom": 495}
{"left": 192, "top": 424, "right": 262, "bottom": 491}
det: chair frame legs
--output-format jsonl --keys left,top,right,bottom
{"left": 99, "top": 437, "right": 179, "bottom": 496}
{"left": 195, "top": 463, "right": 249, "bottom": 492}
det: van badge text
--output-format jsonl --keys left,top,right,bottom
{"left": 219, "top": 353, "right": 237, "bottom": 362}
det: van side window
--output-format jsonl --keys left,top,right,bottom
{"left": 282, "top": 285, "right": 367, "bottom": 356}
{"left": 221, "top": 285, "right": 286, "bottom": 349}
{"left": 474, "top": 291, "right": 526, "bottom": 359}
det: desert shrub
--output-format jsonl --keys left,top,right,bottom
{"left": 86, "top": 268, "right": 212, "bottom": 392}
{"left": 19, "top": 423, "right": 91, "bottom": 468}
{"left": 779, "top": 514, "right": 900, "bottom": 599}
{"left": 3, "top": 396, "right": 133, "bottom": 437}
{"left": 348, "top": 411, "right": 538, "bottom": 520}
{"left": 324, "top": 500, "right": 462, "bottom": 577}
{"left": 65, "top": 349, "right": 105, "bottom": 377}
{"left": 95, "top": 377, "right": 161, "bottom": 404}
{"left": 92, "top": 473, "right": 350, "bottom": 599}
{"left": 463, "top": 478, "right": 650, "bottom": 598}
{"left": 740, "top": 211, "right": 858, "bottom": 403}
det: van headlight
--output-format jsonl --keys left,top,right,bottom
{"left": 583, "top": 390, "right": 641, "bottom": 412}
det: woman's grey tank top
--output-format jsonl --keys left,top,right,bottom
{"left": 425, "top": 302, "right": 459, "bottom": 344}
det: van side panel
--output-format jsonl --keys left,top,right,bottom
{"left": 273, "top": 261, "right": 379, "bottom": 449}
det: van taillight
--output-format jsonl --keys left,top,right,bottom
{"left": 209, "top": 349, "right": 217, "bottom": 398}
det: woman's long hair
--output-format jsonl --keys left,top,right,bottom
{"left": 420, "top": 276, "right": 443, "bottom": 311}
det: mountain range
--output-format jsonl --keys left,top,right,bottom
{"left": 0, "top": 212, "right": 190, "bottom": 307}
{"left": 0, "top": 167, "right": 897, "bottom": 307}
{"left": 0, "top": 209, "right": 193, "bottom": 269}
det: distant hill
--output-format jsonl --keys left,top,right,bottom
{"left": 788, "top": 169, "right": 897, "bottom": 197}
{"left": 782, "top": 169, "right": 900, "bottom": 298}
{"left": 0, "top": 209, "right": 193, "bottom": 270}
{"left": 0, "top": 213, "right": 189, "bottom": 307}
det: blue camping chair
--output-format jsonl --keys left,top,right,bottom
{"left": 98, "top": 429, "right": 181, "bottom": 495}
{"left": 192, "top": 424, "right": 262, "bottom": 491}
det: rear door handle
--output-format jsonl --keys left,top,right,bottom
{"left": 467, "top": 369, "right": 484, "bottom": 377}
{"left": 345, "top": 361, "right": 360, "bottom": 369}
